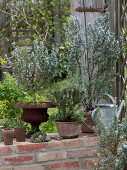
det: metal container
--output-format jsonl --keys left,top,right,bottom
{"left": 92, "top": 94, "right": 125, "bottom": 128}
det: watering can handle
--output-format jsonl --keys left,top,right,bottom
{"left": 95, "top": 93, "right": 115, "bottom": 106}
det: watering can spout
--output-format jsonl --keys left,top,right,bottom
{"left": 116, "top": 100, "right": 125, "bottom": 120}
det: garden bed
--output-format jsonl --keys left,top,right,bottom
{"left": 0, "top": 133, "right": 98, "bottom": 170}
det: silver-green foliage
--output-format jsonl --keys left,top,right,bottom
{"left": 64, "top": 11, "right": 124, "bottom": 111}
{"left": 9, "top": 40, "right": 58, "bottom": 101}
{"left": 94, "top": 109, "right": 127, "bottom": 169}
{"left": 47, "top": 83, "right": 85, "bottom": 122}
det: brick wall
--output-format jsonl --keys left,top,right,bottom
{"left": 0, "top": 135, "right": 98, "bottom": 170}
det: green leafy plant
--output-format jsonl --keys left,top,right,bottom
{"left": 0, "top": 128, "right": 3, "bottom": 142}
{"left": 47, "top": 82, "right": 85, "bottom": 123}
{"left": 30, "top": 131, "right": 46, "bottom": 143}
{"left": 1, "top": 119, "right": 15, "bottom": 130}
{"left": 40, "top": 120, "right": 58, "bottom": 133}
{"left": 0, "top": 100, "right": 8, "bottom": 119}
{"left": 40, "top": 108, "right": 58, "bottom": 133}
{"left": 0, "top": 73, "right": 26, "bottom": 119}
{"left": 14, "top": 117, "right": 25, "bottom": 127}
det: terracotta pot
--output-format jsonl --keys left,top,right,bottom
{"left": 15, "top": 102, "right": 55, "bottom": 132}
{"left": 55, "top": 121, "right": 82, "bottom": 139}
{"left": 2, "top": 129, "right": 14, "bottom": 145}
{"left": 15, "top": 127, "right": 26, "bottom": 142}
{"left": 81, "top": 113, "right": 95, "bottom": 133}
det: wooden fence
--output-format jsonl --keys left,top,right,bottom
{"left": 106, "top": 0, "right": 127, "bottom": 106}
{"left": 71, "top": 0, "right": 126, "bottom": 107}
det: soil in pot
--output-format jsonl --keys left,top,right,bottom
{"left": 2, "top": 129, "right": 14, "bottom": 145}
{"left": 15, "top": 127, "right": 26, "bottom": 142}
{"left": 81, "top": 113, "right": 95, "bottom": 133}
{"left": 55, "top": 121, "right": 82, "bottom": 139}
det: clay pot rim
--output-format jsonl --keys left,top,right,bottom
{"left": 55, "top": 120, "right": 82, "bottom": 124}
{"left": 14, "top": 127, "right": 26, "bottom": 129}
{"left": 15, "top": 102, "right": 55, "bottom": 109}
{"left": 2, "top": 128, "right": 14, "bottom": 131}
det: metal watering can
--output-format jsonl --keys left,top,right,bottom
{"left": 92, "top": 94, "right": 125, "bottom": 128}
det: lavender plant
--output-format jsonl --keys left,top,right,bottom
{"left": 9, "top": 39, "right": 56, "bottom": 102}
{"left": 94, "top": 110, "right": 127, "bottom": 169}
{"left": 64, "top": 11, "right": 124, "bottom": 111}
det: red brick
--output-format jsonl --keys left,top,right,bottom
{"left": 84, "top": 158, "right": 100, "bottom": 168}
{"left": 13, "top": 165, "right": 45, "bottom": 170}
{"left": 50, "top": 138, "right": 82, "bottom": 150}
{"left": 0, "top": 146, "right": 12, "bottom": 155}
{"left": 83, "top": 136, "right": 98, "bottom": 147}
{"left": 4, "top": 155, "right": 34, "bottom": 165}
{"left": 49, "top": 161, "right": 79, "bottom": 170}
{"left": 68, "top": 148, "right": 98, "bottom": 158}
{"left": 0, "top": 168, "right": 12, "bottom": 170}
{"left": 37, "top": 151, "right": 67, "bottom": 162}
{"left": 17, "top": 143, "right": 47, "bottom": 153}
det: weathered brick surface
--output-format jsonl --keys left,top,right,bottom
{"left": 17, "top": 143, "right": 47, "bottom": 153}
{"left": 0, "top": 168, "right": 12, "bottom": 170}
{"left": 0, "top": 146, "right": 12, "bottom": 155}
{"left": 84, "top": 158, "right": 100, "bottom": 168}
{"left": 50, "top": 138, "right": 82, "bottom": 150}
{"left": 0, "top": 135, "right": 99, "bottom": 169}
{"left": 84, "top": 136, "right": 98, "bottom": 147}
{"left": 37, "top": 151, "right": 67, "bottom": 162}
{"left": 49, "top": 161, "right": 80, "bottom": 170}
{"left": 0, "top": 168, "right": 13, "bottom": 170}
{"left": 4, "top": 155, "right": 34, "bottom": 165}
{"left": 68, "top": 148, "right": 98, "bottom": 158}
{"left": 13, "top": 164, "right": 45, "bottom": 170}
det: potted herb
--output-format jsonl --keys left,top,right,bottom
{"left": 47, "top": 83, "right": 85, "bottom": 139}
{"left": 7, "top": 40, "right": 54, "bottom": 132}
{"left": 1, "top": 119, "right": 15, "bottom": 145}
{"left": 63, "top": 12, "right": 124, "bottom": 132}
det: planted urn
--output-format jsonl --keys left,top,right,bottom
{"left": 7, "top": 40, "right": 55, "bottom": 133}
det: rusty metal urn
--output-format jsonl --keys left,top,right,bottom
{"left": 15, "top": 102, "right": 54, "bottom": 131}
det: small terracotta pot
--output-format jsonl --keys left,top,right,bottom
{"left": 15, "top": 127, "right": 26, "bottom": 142}
{"left": 81, "top": 113, "right": 95, "bottom": 133}
{"left": 2, "top": 129, "right": 14, "bottom": 145}
{"left": 55, "top": 121, "right": 82, "bottom": 139}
